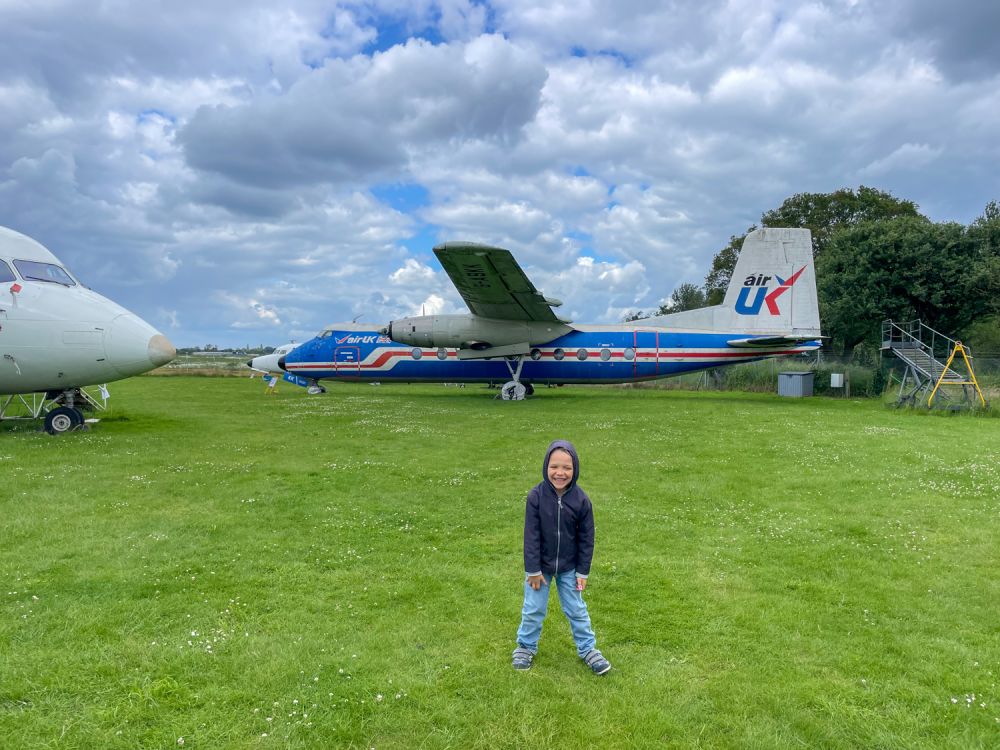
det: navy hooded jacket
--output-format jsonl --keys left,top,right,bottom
{"left": 523, "top": 440, "right": 595, "bottom": 577}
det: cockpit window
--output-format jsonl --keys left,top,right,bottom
{"left": 0, "top": 260, "right": 15, "bottom": 283}
{"left": 319, "top": 330, "right": 334, "bottom": 338}
{"left": 13, "top": 260, "right": 76, "bottom": 286}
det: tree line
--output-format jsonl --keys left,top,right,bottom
{"left": 627, "top": 187, "right": 1000, "bottom": 356}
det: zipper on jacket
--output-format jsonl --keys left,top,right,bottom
{"left": 555, "top": 494, "right": 562, "bottom": 575}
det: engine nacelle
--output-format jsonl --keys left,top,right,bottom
{"left": 385, "top": 314, "right": 570, "bottom": 351}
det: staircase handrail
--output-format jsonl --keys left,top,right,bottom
{"left": 881, "top": 319, "right": 972, "bottom": 360}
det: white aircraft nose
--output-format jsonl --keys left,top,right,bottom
{"left": 149, "top": 333, "right": 177, "bottom": 368}
{"left": 108, "top": 314, "right": 176, "bottom": 377}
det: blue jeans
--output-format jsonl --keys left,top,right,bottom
{"left": 516, "top": 570, "right": 597, "bottom": 658}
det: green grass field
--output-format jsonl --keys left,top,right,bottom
{"left": 2, "top": 378, "right": 998, "bottom": 748}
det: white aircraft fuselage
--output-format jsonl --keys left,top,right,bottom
{"left": 246, "top": 343, "right": 298, "bottom": 375}
{"left": 0, "top": 226, "right": 176, "bottom": 397}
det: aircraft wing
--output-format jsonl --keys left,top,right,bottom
{"left": 433, "top": 242, "right": 569, "bottom": 323}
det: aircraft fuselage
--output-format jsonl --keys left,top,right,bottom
{"left": 1, "top": 226, "right": 175, "bottom": 396}
{"left": 283, "top": 324, "right": 820, "bottom": 385}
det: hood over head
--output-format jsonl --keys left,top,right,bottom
{"left": 543, "top": 439, "right": 580, "bottom": 493}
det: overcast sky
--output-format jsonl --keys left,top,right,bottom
{"left": 2, "top": 0, "right": 998, "bottom": 348}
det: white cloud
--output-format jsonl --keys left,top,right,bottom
{"left": 537, "top": 255, "right": 649, "bottom": 324}
{"left": 424, "top": 198, "right": 555, "bottom": 246}
{"left": 389, "top": 258, "right": 436, "bottom": 285}
{"left": 859, "top": 143, "right": 943, "bottom": 177}
{"left": 218, "top": 292, "right": 283, "bottom": 328}
{"left": 178, "top": 35, "right": 548, "bottom": 190}
{"left": 151, "top": 250, "right": 181, "bottom": 281}
{"left": 0, "top": 0, "right": 998, "bottom": 346}
{"left": 157, "top": 307, "right": 181, "bottom": 329}
{"left": 416, "top": 292, "right": 448, "bottom": 316}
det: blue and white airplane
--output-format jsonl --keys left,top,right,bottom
{"left": 279, "top": 228, "right": 822, "bottom": 399}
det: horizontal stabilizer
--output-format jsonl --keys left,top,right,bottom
{"left": 727, "top": 335, "right": 825, "bottom": 348}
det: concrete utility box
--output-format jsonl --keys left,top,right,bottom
{"left": 778, "top": 371, "right": 815, "bottom": 397}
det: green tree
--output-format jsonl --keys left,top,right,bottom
{"left": 967, "top": 200, "right": 1000, "bottom": 303}
{"left": 818, "top": 216, "right": 995, "bottom": 355}
{"left": 762, "top": 186, "right": 921, "bottom": 255}
{"left": 622, "top": 282, "right": 708, "bottom": 322}
{"left": 703, "top": 187, "right": 922, "bottom": 302}
{"left": 663, "top": 282, "right": 707, "bottom": 312}
{"left": 704, "top": 231, "right": 750, "bottom": 305}
{"left": 961, "top": 315, "right": 1000, "bottom": 354}
{"left": 962, "top": 200, "right": 1000, "bottom": 351}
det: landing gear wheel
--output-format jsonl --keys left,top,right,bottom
{"left": 306, "top": 385, "right": 327, "bottom": 395}
{"left": 498, "top": 355, "right": 528, "bottom": 401}
{"left": 501, "top": 381, "right": 527, "bottom": 401}
{"left": 44, "top": 406, "right": 83, "bottom": 435}
{"left": 523, "top": 383, "right": 535, "bottom": 396}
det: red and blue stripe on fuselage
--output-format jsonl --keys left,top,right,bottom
{"left": 283, "top": 328, "right": 821, "bottom": 385}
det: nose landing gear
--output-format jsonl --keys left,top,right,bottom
{"left": 44, "top": 405, "right": 84, "bottom": 434}
{"left": 1, "top": 386, "right": 106, "bottom": 434}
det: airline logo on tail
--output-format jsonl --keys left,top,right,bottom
{"left": 735, "top": 266, "right": 807, "bottom": 316}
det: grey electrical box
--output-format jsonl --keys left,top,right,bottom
{"left": 778, "top": 371, "right": 814, "bottom": 397}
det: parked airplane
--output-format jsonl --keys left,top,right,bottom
{"left": 247, "top": 343, "right": 299, "bottom": 375}
{"left": 0, "top": 226, "right": 176, "bottom": 432}
{"left": 279, "top": 228, "right": 822, "bottom": 399}
{"left": 246, "top": 342, "right": 328, "bottom": 394}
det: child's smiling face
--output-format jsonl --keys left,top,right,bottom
{"left": 547, "top": 449, "right": 574, "bottom": 492}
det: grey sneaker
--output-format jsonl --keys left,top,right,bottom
{"left": 512, "top": 647, "right": 534, "bottom": 670}
{"left": 584, "top": 649, "right": 611, "bottom": 675}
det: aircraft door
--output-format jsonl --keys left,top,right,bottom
{"left": 633, "top": 329, "right": 659, "bottom": 377}
{"left": 335, "top": 347, "right": 360, "bottom": 375}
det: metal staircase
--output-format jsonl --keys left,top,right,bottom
{"left": 881, "top": 320, "right": 987, "bottom": 408}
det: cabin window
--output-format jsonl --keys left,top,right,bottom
{"left": 530, "top": 348, "right": 542, "bottom": 361}
{"left": 411, "top": 348, "right": 422, "bottom": 360}
{"left": 553, "top": 348, "right": 565, "bottom": 361}
{"left": 600, "top": 349, "right": 611, "bottom": 361}
{"left": 12, "top": 260, "right": 76, "bottom": 286}
{"left": 436, "top": 348, "right": 448, "bottom": 360}
{"left": 623, "top": 348, "right": 636, "bottom": 361}
{"left": 0, "top": 260, "right": 15, "bottom": 283}
{"left": 576, "top": 348, "right": 588, "bottom": 360}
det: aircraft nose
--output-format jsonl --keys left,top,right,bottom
{"left": 108, "top": 314, "right": 176, "bottom": 377}
{"left": 277, "top": 356, "right": 287, "bottom": 371}
{"left": 148, "top": 334, "right": 176, "bottom": 368}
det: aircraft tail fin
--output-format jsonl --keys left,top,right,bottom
{"left": 720, "top": 227, "right": 820, "bottom": 333}
{"left": 649, "top": 227, "right": 821, "bottom": 337}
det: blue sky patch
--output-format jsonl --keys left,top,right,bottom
{"left": 365, "top": 15, "right": 444, "bottom": 54}
{"left": 371, "top": 183, "right": 431, "bottom": 213}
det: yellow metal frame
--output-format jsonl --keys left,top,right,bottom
{"left": 927, "top": 341, "right": 987, "bottom": 408}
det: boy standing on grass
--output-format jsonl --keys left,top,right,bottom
{"left": 512, "top": 440, "right": 611, "bottom": 675}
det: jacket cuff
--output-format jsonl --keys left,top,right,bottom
{"left": 525, "top": 571, "right": 543, "bottom": 577}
